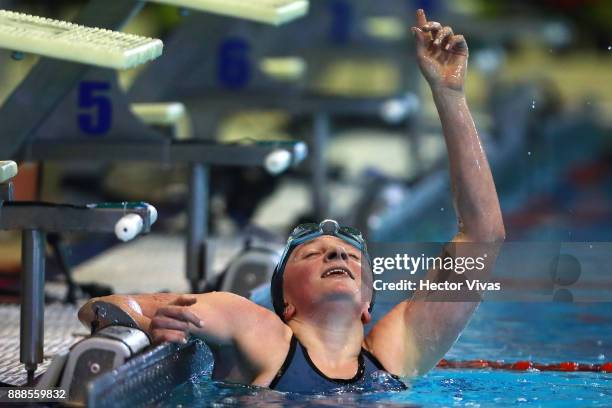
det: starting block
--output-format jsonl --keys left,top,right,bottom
{"left": 130, "top": 102, "right": 193, "bottom": 140}
{"left": 0, "top": 9, "right": 163, "bottom": 69}
{"left": 146, "top": 0, "right": 309, "bottom": 25}
{"left": 259, "top": 57, "right": 306, "bottom": 81}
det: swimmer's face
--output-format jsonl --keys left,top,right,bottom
{"left": 282, "top": 235, "right": 372, "bottom": 319}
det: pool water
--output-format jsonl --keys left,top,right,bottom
{"left": 157, "top": 303, "right": 611, "bottom": 407}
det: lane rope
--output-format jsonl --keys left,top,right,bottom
{"left": 437, "top": 359, "right": 612, "bottom": 373}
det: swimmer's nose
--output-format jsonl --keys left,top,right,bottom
{"left": 324, "top": 245, "right": 349, "bottom": 263}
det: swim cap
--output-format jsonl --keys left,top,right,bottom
{"left": 270, "top": 219, "right": 375, "bottom": 320}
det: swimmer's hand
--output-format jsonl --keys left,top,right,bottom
{"left": 149, "top": 295, "right": 204, "bottom": 344}
{"left": 412, "top": 9, "right": 468, "bottom": 92}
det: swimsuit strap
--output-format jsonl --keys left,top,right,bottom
{"left": 268, "top": 335, "right": 298, "bottom": 389}
{"left": 361, "top": 346, "right": 406, "bottom": 384}
{"left": 360, "top": 346, "right": 385, "bottom": 371}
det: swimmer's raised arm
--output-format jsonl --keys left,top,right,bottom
{"left": 365, "top": 9, "right": 505, "bottom": 378}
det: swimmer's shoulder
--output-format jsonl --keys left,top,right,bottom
{"left": 192, "top": 291, "right": 286, "bottom": 327}
{"left": 192, "top": 291, "right": 293, "bottom": 383}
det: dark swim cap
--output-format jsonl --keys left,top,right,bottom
{"left": 270, "top": 219, "right": 375, "bottom": 319}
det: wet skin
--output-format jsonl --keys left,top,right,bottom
{"left": 79, "top": 9, "right": 504, "bottom": 386}
{"left": 281, "top": 235, "right": 372, "bottom": 321}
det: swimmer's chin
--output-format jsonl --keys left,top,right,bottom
{"left": 319, "top": 279, "right": 359, "bottom": 296}
{"left": 318, "top": 286, "right": 363, "bottom": 306}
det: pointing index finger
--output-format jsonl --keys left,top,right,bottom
{"left": 416, "top": 8, "right": 427, "bottom": 27}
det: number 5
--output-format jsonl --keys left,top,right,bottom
{"left": 77, "top": 81, "right": 112, "bottom": 135}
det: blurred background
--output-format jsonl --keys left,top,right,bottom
{"left": 0, "top": 0, "right": 611, "bottom": 300}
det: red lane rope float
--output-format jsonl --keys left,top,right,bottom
{"left": 437, "top": 359, "right": 612, "bottom": 373}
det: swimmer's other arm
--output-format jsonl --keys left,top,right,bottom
{"left": 78, "top": 292, "right": 291, "bottom": 384}
{"left": 364, "top": 9, "right": 505, "bottom": 379}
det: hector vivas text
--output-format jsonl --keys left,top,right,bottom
{"left": 371, "top": 253, "right": 501, "bottom": 292}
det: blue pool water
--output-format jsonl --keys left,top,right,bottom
{"left": 157, "top": 303, "right": 611, "bottom": 407}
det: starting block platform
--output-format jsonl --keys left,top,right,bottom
{"left": 147, "top": 0, "right": 308, "bottom": 25}
{"left": 0, "top": 9, "right": 163, "bottom": 69}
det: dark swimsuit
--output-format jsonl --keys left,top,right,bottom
{"left": 269, "top": 335, "right": 407, "bottom": 393}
